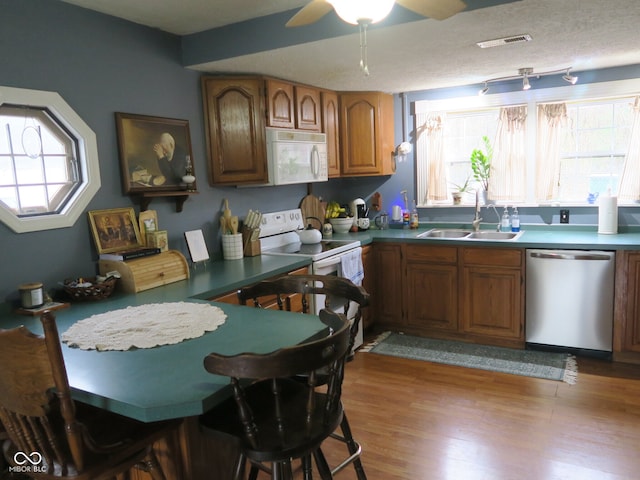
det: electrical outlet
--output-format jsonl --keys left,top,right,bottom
{"left": 560, "top": 209, "right": 570, "bottom": 224}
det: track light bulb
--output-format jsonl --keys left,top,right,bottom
{"left": 522, "top": 75, "right": 531, "bottom": 90}
{"left": 479, "top": 82, "right": 489, "bottom": 96}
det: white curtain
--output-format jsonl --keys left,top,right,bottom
{"left": 618, "top": 97, "right": 640, "bottom": 201}
{"left": 535, "top": 103, "right": 568, "bottom": 201}
{"left": 416, "top": 112, "right": 447, "bottom": 204}
{"left": 490, "top": 106, "right": 527, "bottom": 202}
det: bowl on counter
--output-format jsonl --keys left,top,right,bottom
{"left": 329, "top": 217, "right": 353, "bottom": 234}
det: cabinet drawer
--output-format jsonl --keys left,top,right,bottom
{"left": 462, "top": 247, "right": 522, "bottom": 267}
{"left": 406, "top": 245, "right": 457, "bottom": 263}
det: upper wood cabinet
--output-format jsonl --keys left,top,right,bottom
{"left": 339, "top": 91, "right": 395, "bottom": 176}
{"left": 201, "top": 76, "right": 268, "bottom": 186}
{"left": 321, "top": 90, "right": 341, "bottom": 177}
{"left": 265, "top": 79, "right": 321, "bottom": 132}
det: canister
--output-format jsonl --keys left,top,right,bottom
{"left": 19, "top": 282, "right": 44, "bottom": 309}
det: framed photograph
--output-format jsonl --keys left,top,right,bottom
{"left": 115, "top": 112, "right": 194, "bottom": 194}
{"left": 138, "top": 209, "right": 158, "bottom": 246}
{"left": 88, "top": 207, "right": 144, "bottom": 254}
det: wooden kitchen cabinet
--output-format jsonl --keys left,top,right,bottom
{"left": 339, "top": 91, "right": 395, "bottom": 176}
{"left": 372, "top": 243, "right": 405, "bottom": 328}
{"left": 405, "top": 245, "right": 458, "bottom": 335}
{"left": 614, "top": 251, "right": 640, "bottom": 363}
{"left": 265, "top": 79, "right": 321, "bottom": 132}
{"left": 211, "top": 266, "right": 308, "bottom": 312}
{"left": 201, "top": 76, "right": 268, "bottom": 185}
{"left": 460, "top": 247, "right": 524, "bottom": 347}
{"left": 321, "top": 90, "right": 341, "bottom": 177}
{"left": 376, "top": 243, "right": 525, "bottom": 348}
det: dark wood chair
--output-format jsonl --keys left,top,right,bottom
{"left": 0, "top": 311, "right": 182, "bottom": 480}
{"left": 199, "top": 308, "right": 351, "bottom": 480}
{"left": 236, "top": 274, "right": 369, "bottom": 479}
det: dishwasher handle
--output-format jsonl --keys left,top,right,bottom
{"left": 530, "top": 252, "right": 611, "bottom": 261}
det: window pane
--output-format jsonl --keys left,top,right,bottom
{"left": 15, "top": 155, "right": 44, "bottom": 184}
{"left": 0, "top": 187, "right": 18, "bottom": 211}
{"left": 0, "top": 157, "right": 13, "bottom": 186}
{"left": 17, "top": 185, "right": 47, "bottom": 214}
{"left": 45, "top": 155, "right": 70, "bottom": 182}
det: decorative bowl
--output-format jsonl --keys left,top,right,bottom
{"left": 329, "top": 217, "right": 354, "bottom": 234}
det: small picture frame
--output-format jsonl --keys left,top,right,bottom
{"left": 115, "top": 112, "right": 195, "bottom": 194}
{"left": 138, "top": 209, "right": 158, "bottom": 246}
{"left": 88, "top": 208, "right": 144, "bottom": 254}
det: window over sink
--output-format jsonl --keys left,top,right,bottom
{"left": 415, "top": 79, "right": 640, "bottom": 207}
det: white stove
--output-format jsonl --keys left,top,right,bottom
{"left": 259, "top": 208, "right": 364, "bottom": 350}
{"left": 259, "top": 209, "right": 360, "bottom": 262}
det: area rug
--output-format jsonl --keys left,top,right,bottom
{"left": 361, "top": 332, "right": 577, "bottom": 384}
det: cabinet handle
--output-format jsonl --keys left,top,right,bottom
{"left": 530, "top": 252, "right": 611, "bottom": 261}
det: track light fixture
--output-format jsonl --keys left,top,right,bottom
{"left": 562, "top": 68, "right": 578, "bottom": 84}
{"left": 478, "top": 66, "right": 578, "bottom": 95}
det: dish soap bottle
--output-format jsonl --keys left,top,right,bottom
{"left": 511, "top": 206, "right": 520, "bottom": 232}
{"left": 410, "top": 200, "right": 419, "bottom": 229}
{"left": 501, "top": 207, "right": 511, "bottom": 232}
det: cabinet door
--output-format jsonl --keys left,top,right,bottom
{"left": 373, "top": 243, "right": 404, "bottom": 327}
{"left": 266, "top": 79, "right": 295, "bottom": 129}
{"left": 406, "top": 263, "right": 458, "bottom": 333}
{"left": 295, "top": 86, "right": 321, "bottom": 131}
{"left": 321, "top": 90, "right": 341, "bottom": 177}
{"left": 619, "top": 252, "right": 640, "bottom": 354}
{"left": 339, "top": 92, "right": 395, "bottom": 176}
{"left": 460, "top": 265, "right": 523, "bottom": 340}
{"left": 201, "top": 77, "right": 268, "bottom": 185}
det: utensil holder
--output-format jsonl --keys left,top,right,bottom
{"left": 222, "top": 233, "right": 243, "bottom": 260}
{"left": 242, "top": 227, "right": 261, "bottom": 257}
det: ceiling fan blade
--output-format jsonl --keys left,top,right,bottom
{"left": 286, "top": 0, "right": 334, "bottom": 27}
{"left": 396, "top": 0, "right": 467, "bottom": 20}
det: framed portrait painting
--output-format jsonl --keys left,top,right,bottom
{"left": 88, "top": 207, "right": 144, "bottom": 254}
{"left": 115, "top": 112, "right": 194, "bottom": 193}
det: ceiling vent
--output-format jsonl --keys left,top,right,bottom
{"left": 476, "top": 34, "right": 533, "bottom": 48}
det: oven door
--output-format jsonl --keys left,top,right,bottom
{"left": 311, "top": 253, "right": 363, "bottom": 351}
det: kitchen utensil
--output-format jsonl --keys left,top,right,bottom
{"left": 229, "top": 216, "right": 239, "bottom": 234}
{"left": 300, "top": 194, "right": 324, "bottom": 229}
{"left": 223, "top": 199, "right": 232, "bottom": 220}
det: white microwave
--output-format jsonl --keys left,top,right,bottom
{"left": 265, "top": 128, "right": 328, "bottom": 186}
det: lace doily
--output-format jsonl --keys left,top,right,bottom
{"left": 61, "top": 302, "right": 227, "bottom": 351}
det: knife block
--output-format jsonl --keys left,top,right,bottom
{"left": 242, "top": 227, "right": 261, "bottom": 257}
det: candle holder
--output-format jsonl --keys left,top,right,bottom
{"left": 181, "top": 155, "right": 196, "bottom": 192}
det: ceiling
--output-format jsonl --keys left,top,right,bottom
{"left": 58, "top": 0, "right": 640, "bottom": 93}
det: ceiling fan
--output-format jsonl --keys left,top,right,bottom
{"left": 285, "top": 0, "right": 467, "bottom": 28}
{"left": 286, "top": 0, "right": 467, "bottom": 75}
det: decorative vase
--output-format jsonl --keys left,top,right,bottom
{"left": 452, "top": 193, "right": 463, "bottom": 205}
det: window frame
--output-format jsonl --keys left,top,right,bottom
{"left": 414, "top": 78, "right": 640, "bottom": 208}
{"left": 0, "top": 86, "right": 100, "bottom": 233}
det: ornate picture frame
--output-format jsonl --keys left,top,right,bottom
{"left": 88, "top": 207, "right": 144, "bottom": 254}
{"left": 115, "top": 112, "right": 194, "bottom": 194}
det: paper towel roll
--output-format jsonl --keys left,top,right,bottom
{"left": 598, "top": 195, "right": 618, "bottom": 234}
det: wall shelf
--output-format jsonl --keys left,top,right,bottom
{"left": 132, "top": 191, "right": 199, "bottom": 212}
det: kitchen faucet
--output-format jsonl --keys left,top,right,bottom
{"left": 472, "top": 191, "right": 482, "bottom": 232}
{"left": 486, "top": 204, "right": 502, "bottom": 232}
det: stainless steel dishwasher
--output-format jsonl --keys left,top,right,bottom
{"left": 525, "top": 249, "right": 615, "bottom": 352}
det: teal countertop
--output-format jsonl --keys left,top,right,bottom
{"left": 335, "top": 223, "right": 640, "bottom": 250}
{"left": 2, "top": 224, "right": 638, "bottom": 422}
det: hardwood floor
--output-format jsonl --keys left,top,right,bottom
{"left": 285, "top": 348, "right": 640, "bottom": 480}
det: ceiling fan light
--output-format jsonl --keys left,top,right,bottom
{"left": 328, "top": 0, "right": 396, "bottom": 25}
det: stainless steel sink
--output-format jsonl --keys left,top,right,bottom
{"left": 466, "top": 231, "right": 523, "bottom": 240}
{"left": 416, "top": 229, "right": 472, "bottom": 239}
{"left": 416, "top": 229, "right": 523, "bottom": 241}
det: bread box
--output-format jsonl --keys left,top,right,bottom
{"left": 98, "top": 250, "right": 189, "bottom": 293}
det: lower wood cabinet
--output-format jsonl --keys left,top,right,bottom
{"left": 614, "top": 251, "right": 640, "bottom": 363}
{"left": 374, "top": 243, "right": 525, "bottom": 348}
{"left": 361, "top": 245, "right": 375, "bottom": 331}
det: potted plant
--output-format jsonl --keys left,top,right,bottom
{"left": 470, "top": 136, "right": 493, "bottom": 202}
{"left": 451, "top": 176, "right": 471, "bottom": 205}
